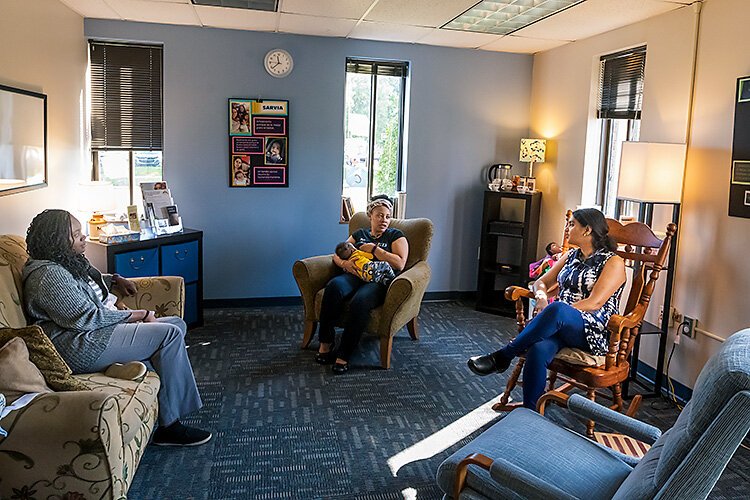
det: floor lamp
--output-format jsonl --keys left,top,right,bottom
{"left": 616, "top": 141, "right": 687, "bottom": 398}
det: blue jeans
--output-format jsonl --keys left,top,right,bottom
{"left": 90, "top": 317, "right": 202, "bottom": 426}
{"left": 318, "top": 273, "right": 387, "bottom": 362}
{"left": 500, "top": 301, "right": 589, "bottom": 409}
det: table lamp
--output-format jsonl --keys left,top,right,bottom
{"left": 78, "top": 181, "right": 115, "bottom": 240}
{"left": 617, "top": 142, "right": 687, "bottom": 205}
{"left": 519, "top": 138, "right": 546, "bottom": 178}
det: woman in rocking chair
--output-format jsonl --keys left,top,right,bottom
{"left": 467, "top": 208, "right": 626, "bottom": 409}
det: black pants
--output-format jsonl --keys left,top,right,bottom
{"left": 318, "top": 273, "right": 387, "bottom": 361}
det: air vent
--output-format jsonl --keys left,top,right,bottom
{"left": 191, "top": 0, "right": 278, "bottom": 12}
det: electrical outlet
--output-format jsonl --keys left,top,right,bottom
{"left": 681, "top": 316, "right": 697, "bottom": 338}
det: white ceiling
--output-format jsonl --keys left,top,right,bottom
{"left": 59, "top": 0, "right": 695, "bottom": 55}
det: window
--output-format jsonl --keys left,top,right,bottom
{"left": 596, "top": 46, "right": 646, "bottom": 216}
{"left": 89, "top": 41, "right": 163, "bottom": 208}
{"left": 342, "top": 58, "right": 408, "bottom": 213}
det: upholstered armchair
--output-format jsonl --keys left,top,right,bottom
{"left": 293, "top": 213, "right": 433, "bottom": 368}
{"left": 437, "top": 328, "right": 750, "bottom": 500}
{"left": 0, "top": 234, "right": 184, "bottom": 499}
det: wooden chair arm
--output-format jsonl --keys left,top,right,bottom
{"left": 454, "top": 453, "right": 494, "bottom": 499}
{"left": 607, "top": 310, "right": 643, "bottom": 336}
{"left": 536, "top": 390, "right": 570, "bottom": 415}
{"left": 505, "top": 286, "right": 534, "bottom": 301}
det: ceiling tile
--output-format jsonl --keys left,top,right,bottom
{"left": 278, "top": 13, "right": 356, "bottom": 37}
{"left": 417, "top": 29, "right": 501, "bottom": 49}
{"left": 106, "top": 0, "right": 201, "bottom": 25}
{"left": 59, "top": 0, "right": 122, "bottom": 18}
{"left": 348, "top": 20, "right": 434, "bottom": 44}
{"left": 365, "top": 0, "right": 477, "bottom": 28}
{"left": 194, "top": 4, "right": 278, "bottom": 30}
{"left": 513, "top": 0, "right": 682, "bottom": 41}
{"left": 479, "top": 35, "right": 568, "bottom": 54}
{"left": 280, "top": 0, "right": 373, "bottom": 20}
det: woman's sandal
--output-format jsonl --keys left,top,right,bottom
{"left": 315, "top": 350, "right": 337, "bottom": 365}
{"left": 332, "top": 362, "right": 349, "bottom": 374}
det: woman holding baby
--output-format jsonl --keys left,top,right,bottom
{"left": 316, "top": 197, "right": 409, "bottom": 374}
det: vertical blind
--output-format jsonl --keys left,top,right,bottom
{"left": 346, "top": 58, "right": 408, "bottom": 77}
{"left": 89, "top": 41, "right": 163, "bottom": 150}
{"left": 597, "top": 46, "right": 646, "bottom": 120}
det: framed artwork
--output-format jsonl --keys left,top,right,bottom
{"left": 730, "top": 77, "right": 750, "bottom": 217}
{"left": 739, "top": 77, "right": 750, "bottom": 103}
{"left": 228, "top": 98, "right": 289, "bottom": 188}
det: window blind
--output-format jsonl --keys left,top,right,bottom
{"left": 346, "top": 59, "right": 408, "bottom": 77}
{"left": 597, "top": 46, "right": 646, "bottom": 120}
{"left": 90, "top": 41, "right": 163, "bottom": 150}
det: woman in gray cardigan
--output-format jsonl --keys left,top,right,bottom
{"left": 22, "top": 209, "right": 210, "bottom": 447}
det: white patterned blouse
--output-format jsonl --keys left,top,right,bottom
{"left": 556, "top": 248, "right": 624, "bottom": 356}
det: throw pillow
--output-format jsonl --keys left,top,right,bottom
{"left": 0, "top": 326, "right": 88, "bottom": 392}
{"left": 555, "top": 347, "right": 605, "bottom": 367}
{"left": 0, "top": 337, "right": 52, "bottom": 402}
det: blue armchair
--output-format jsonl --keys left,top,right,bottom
{"left": 436, "top": 328, "right": 750, "bottom": 499}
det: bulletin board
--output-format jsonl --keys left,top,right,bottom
{"left": 729, "top": 77, "right": 750, "bottom": 218}
{"left": 228, "top": 98, "right": 289, "bottom": 188}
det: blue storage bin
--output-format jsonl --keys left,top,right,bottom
{"left": 114, "top": 248, "right": 159, "bottom": 278}
{"left": 161, "top": 240, "right": 199, "bottom": 283}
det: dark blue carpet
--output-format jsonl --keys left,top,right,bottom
{"left": 127, "top": 301, "right": 749, "bottom": 499}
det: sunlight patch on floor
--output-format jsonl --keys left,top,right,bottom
{"left": 401, "top": 487, "right": 417, "bottom": 499}
{"left": 387, "top": 395, "right": 509, "bottom": 477}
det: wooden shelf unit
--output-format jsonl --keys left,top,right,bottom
{"left": 476, "top": 191, "right": 542, "bottom": 317}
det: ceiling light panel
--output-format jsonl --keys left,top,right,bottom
{"left": 444, "top": 0, "right": 584, "bottom": 36}
{"left": 191, "top": 0, "right": 278, "bottom": 12}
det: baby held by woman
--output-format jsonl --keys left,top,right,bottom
{"left": 335, "top": 241, "right": 395, "bottom": 287}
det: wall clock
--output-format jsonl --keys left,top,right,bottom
{"left": 264, "top": 49, "right": 293, "bottom": 78}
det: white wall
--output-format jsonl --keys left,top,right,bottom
{"left": 0, "top": 0, "right": 87, "bottom": 235}
{"left": 530, "top": 0, "right": 750, "bottom": 389}
{"left": 671, "top": 0, "right": 750, "bottom": 383}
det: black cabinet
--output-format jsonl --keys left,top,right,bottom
{"left": 86, "top": 229, "right": 204, "bottom": 328}
{"left": 476, "top": 191, "right": 541, "bottom": 316}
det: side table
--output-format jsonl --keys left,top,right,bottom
{"left": 86, "top": 229, "right": 204, "bottom": 328}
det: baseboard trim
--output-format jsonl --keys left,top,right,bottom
{"left": 423, "top": 291, "right": 476, "bottom": 301}
{"left": 205, "top": 291, "right": 476, "bottom": 308}
{"left": 204, "top": 296, "right": 301, "bottom": 308}
{"left": 636, "top": 362, "right": 693, "bottom": 404}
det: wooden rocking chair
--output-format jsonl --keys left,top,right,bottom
{"left": 494, "top": 211, "right": 676, "bottom": 437}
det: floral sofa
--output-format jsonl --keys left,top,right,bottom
{"left": 0, "top": 234, "right": 184, "bottom": 499}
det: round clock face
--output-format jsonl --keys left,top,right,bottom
{"left": 264, "top": 49, "right": 293, "bottom": 78}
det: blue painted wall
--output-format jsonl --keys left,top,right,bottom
{"left": 85, "top": 20, "right": 533, "bottom": 300}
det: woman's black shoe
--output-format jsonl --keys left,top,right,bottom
{"left": 315, "top": 350, "right": 337, "bottom": 364}
{"left": 332, "top": 362, "right": 349, "bottom": 374}
{"left": 152, "top": 421, "right": 212, "bottom": 447}
{"left": 467, "top": 352, "right": 512, "bottom": 376}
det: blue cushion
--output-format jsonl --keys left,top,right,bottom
{"left": 612, "top": 420, "right": 673, "bottom": 499}
{"left": 436, "top": 408, "right": 632, "bottom": 499}
{"left": 655, "top": 329, "right": 750, "bottom": 485}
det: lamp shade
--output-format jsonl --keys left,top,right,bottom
{"left": 519, "top": 138, "right": 546, "bottom": 163}
{"left": 617, "top": 142, "right": 687, "bottom": 203}
{"left": 77, "top": 181, "right": 115, "bottom": 213}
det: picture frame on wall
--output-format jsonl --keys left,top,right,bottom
{"left": 228, "top": 98, "right": 289, "bottom": 188}
{"left": 739, "top": 77, "right": 750, "bottom": 103}
{"left": 229, "top": 100, "right": 252, "bottom": 134}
